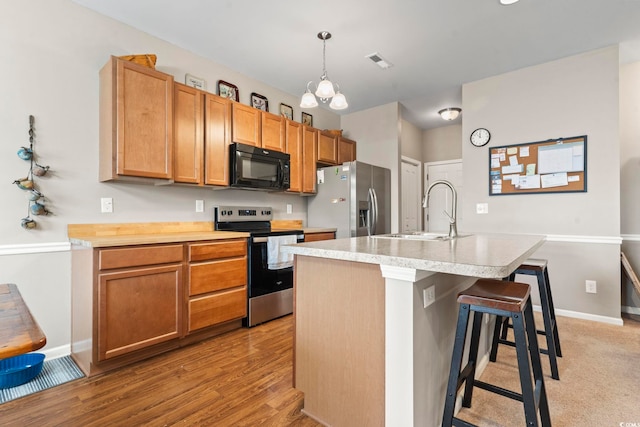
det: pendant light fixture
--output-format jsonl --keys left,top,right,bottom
{"left": 300, "top": 31, "right": 348, "bottom": 111}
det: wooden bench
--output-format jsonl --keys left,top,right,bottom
{"left": 0, "top": 283, "right": 47, "bottom": 359}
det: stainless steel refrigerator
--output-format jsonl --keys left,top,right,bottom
{"left": 307, "top": 161, "right": 391, "bottom": 239}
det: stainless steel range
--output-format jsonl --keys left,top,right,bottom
{"left": 214, "top": 206, "right": 303, "bottom": 327}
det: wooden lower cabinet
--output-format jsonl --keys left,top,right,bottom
{"left": 187, "top": 239, "right": 247, "bottom": 332}
{"left": 71, "top": 238, "right": 247, "bottom": 377}
{"left": 97, "top": 264, "right": 182, "bottom": 361}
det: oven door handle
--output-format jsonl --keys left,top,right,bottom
{"left": 253, "top": 235, "right": 304, "bottom": 243}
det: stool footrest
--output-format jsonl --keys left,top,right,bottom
{"left": 451, "top": 417, "right": 478, "bottom": 427}
{"left": 474, "top": 380, "right": 523, "bottom": 402}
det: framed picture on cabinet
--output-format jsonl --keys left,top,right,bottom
{"left": 217, "top": 80, "right": 239, "bottom": 101}
{"left": 280, "top": 103, "right": 293, "bottom": 120}
{"left": 185, "top": 73, "right": 206, "bottom": 90}
{"left": 302, "top": 112, "right": 313, "bottom": 126}
{"left": 251, "top": 92, "right": 269, "bottom": 111}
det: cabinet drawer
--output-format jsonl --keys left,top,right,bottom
{"left": 188, "top": 240, "right": 246, "bottom": 262}
{"left": 304, "top": 232, "right": 336, "bottom": 242}
{"left": 189, "top": 287, "right": 247, "bottom": 332}
{"left": 189, "top": 258, "right": 247, "bottom": 296}
{"left": 99, "top": 244, "right": 184, "bottom": 270}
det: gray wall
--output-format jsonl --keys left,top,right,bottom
{"left": 461, "top": 46, "right": 622, "bottom": 322}
{"left": 620, "top": 60, "right": 640, "bottom": 313}
{"left": 0, "top": 0, "right": 340, "bottom": 355}
{"left": 422, "top": 124, "right": 462, "bottom": 163}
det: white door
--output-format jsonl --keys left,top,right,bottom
{"left": 424, "top": 160, "right": 463, "bottom": 233}
{"left": 401, "top": 158, "right": 421, "bottom": 232}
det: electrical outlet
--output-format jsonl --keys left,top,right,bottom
{"left": 286, "top": 204, "right": 292, "bottom": 214}
{"left": 476, "top": 203, "right": 489, "bottom": 214}
{"left": 100, "top": 197, "right": 113, "bottom": 213}
{"left": 586, "top": 280, "right": 597, "bottom": 294}
{"left": 423, "top": 285, "right": 436, "bottom": 308}
{"left": 195, "top": 200, "right": 204, "bottom": 213}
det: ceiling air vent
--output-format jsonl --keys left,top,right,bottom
{"left": 365, "top": 52, "right": 393, "bottom": 69}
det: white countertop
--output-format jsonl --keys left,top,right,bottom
{"left": 282, "top": 233, "right": 546, "bottom": 278}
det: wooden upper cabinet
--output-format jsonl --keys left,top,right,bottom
{"left": 231, "top": 102, "right": 261, "bottom": 147}
{"left": 285, "top": 120, "right": 303, "bottom": 193}
{"left": 99, "top": 56, "right": 174, "bottom": 181}
{"left": 338, "top": 137, "right": 357, "bottom": 164}
{"left": 173, "top": 83, "right": 203, "bottom": 184}
{"left": 317, "top": 131, "right": 338, "bottom": 165}
{"left": 204, "top": 94, "right": 232, "bottom": 186}
{"left": 262, "top": 111, "right": 285, "bottom": 152}
{"left": 173, "top": 84, "right": 231, "bottom": 186}
{"left": 302, "top": 125, "right": 318, "bottom": 194}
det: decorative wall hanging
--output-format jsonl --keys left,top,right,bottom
{"left": 13, "top": 115, "right": 51, "bottom": 229}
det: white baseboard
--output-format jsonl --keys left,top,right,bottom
{"left": 39, "top": 344, "right": 71, "bottom": 360}
{"left": 553, "top": 307, "right": 623, "bottom": 326}
{"left": 622, "top": 305, "right": 640, "bottom": 315}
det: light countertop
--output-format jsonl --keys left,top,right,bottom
{"left": 69, "top": 231, "right": 250, "bottom": 248}
{"left": 282, "top": 233, "right": 546, "bottom": 278}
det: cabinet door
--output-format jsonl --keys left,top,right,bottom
{"left": 338, "top": 137, "right": 357, "bottom": 164}
{"left": 262, "top": 111, "right": 285, "bottom": 151}
{"left": 317, "top": 131, "right": 338, "bottom": 165}
{"left": 231, "top": 102, "right": 261, "bottom": 147}
{"left": 204, "top": 93, "right": 232, "bottom": 186}
{"left": 286, "top": 120, "right": 303, "bottom": 193}
{"left": 113, "top": 58, "right": 174, "bottom": 179}
{"left": 302, "top": 125, "right": 318, "bottom": 194}
{"left": 97, "top": 264, "right": 182, "bottom": 361}
{"left": 173, "top": 83, "right": 203, "bottom": 184}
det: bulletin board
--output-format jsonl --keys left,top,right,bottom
{"left": 489, "top": 135, "right": 587, "bottom": 196}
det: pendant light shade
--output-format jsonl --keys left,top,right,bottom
{"left": 300, "top": 31, "right": 348, "bottom": 111}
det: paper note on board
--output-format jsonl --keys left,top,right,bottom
{"left": 509, "top": 155, "right": 518, "bottom": 166}
{"left": 503, "top": 174, "right": 520, "bottom": 185}
{"left": 507, "top": 147, "right": 518, "bottom": 155}
{"left": 526, "top": 164, "right": 536, "bottom": 176}
{"left": 516, "top": 174, "right": 541, "bottom": 189}
{"left": 541, "top": 172, "right": 569, "bottom": 188}
{"left": 502, "top": 164, "right": 524, "bottom": 174}
{"left": 520, "top": 146, "right": 530, "bottom": 157}
{"left": 568, "top": 175, "right": 580, "bottom": 182}
{"left": 491, "top": 157, "right": 501, "bottom": 168}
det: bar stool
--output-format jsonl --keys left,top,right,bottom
{"left": 442, "top": 279, "right": 551, "bottom": 427}
{"left": 490, "top": 259, "right": 562, "bottom": 380}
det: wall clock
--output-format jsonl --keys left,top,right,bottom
{"left": 470, "top": 128, "right": 491, "bottom": 147}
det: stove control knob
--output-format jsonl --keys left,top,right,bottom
{"left": 220, "top": 211, "right": 226, "bottom": 216}
{"left": 226, "top": 210, "right": 233, "bottom": 216}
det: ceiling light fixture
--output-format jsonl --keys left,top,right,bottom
{"left": 500, "top": 0, "right": 520, "bottom": 5}
{"left": 300, "top": 31, "right": 348, "bottom": 111}
{"left": 438, "top": 108, "right": 462, "bottom": 121}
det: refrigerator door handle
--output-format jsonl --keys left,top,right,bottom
{"left": 369, "top": 188, "right": 379, "bottom": 236}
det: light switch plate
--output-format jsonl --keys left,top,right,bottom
{"left": 101, "top": 197, "right": 113, "bottom": 213}
{"left": 286, "top": 204, "right": 292, "bottom": 214}
{"left": 476, "top": 203, "right": 489, "bottom": 214}
{"left": 196, "top": 200, "right": 204, "bottom": 213}
{"left": 423, "top": 285, "right": 436, "bottom": 308}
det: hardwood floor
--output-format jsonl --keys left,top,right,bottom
{"left": 0, "top": 315, "right": 322, "bottom": 426}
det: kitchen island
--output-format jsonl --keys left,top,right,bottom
{"left": 282, "top": 233, "right": 545, "bottom": 427}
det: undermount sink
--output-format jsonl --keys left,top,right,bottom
{"left": 372, "top": 232, "right": 471, "bottom": 241}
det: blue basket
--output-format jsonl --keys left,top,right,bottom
{"left": 0, "top": 353, "right": 45, "bottom": 389}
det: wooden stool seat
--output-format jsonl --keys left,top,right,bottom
{"left": 490, "top": 258, "right": 562, "bottom": 380}
{"left": 442, "top": 279, "right": 551, "bottom": 427}
{"left": 458, "top": 279, "right": 530, "bottom": 312}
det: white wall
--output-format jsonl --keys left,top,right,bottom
{"left": 341, "top": 102, "right": 401, "bottom": 233}
{"left": 0, "top": 0, "right": 340, "bottom": 354}
{"left": 462, "top": 46, "right": 622, "bottom": 321}
{"left": 400, "top": 118, "right": 423, "bottom": 162}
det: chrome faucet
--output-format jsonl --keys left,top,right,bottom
{"left": 422, "top": 180, "right": 458, "bottom": 239}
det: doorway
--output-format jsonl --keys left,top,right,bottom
{"left": 401, "top": 156, "right": 422, "bottom": 232}
{"left": 424, "top": 159, "right": 463, "bottom": 233}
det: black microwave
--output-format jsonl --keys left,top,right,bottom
{"left": 229, "top": 143, "right": 290, "bottom": 190}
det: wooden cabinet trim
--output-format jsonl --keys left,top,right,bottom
{"left": 189, "top": 258, "right": 247, "bottom": 296}
{"left": 304, "top": 232, "right": 336, "bottom": 242}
